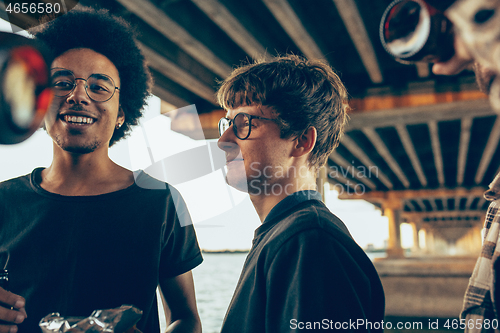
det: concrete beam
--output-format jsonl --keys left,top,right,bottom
{"left": 340, "top": 134, "right": 394, "bottom": 189}
{"left": 331, "top": 0, "right": 383, "bottom": 83}
{"left": 414, "top": 198, "right": 427, "bottom": 211}
{"left": 325, "top": 167, "right": 358, "bottom": 190}
{"left": 139, "top": 43, "right": 217, "bottom": 104}
{"left": 327, "top": 174, "right": 351, "bottom": 187}
{"left": 191, "top": 0, "right": 268, "bottom": 60}
{"left": 151, "top": 86, "right": 190, "bottom": 109}
{"left": 465, "top": 196, "right": 477, "bottom": 210}
{"left": 477, "top": 197, "right": 487, "bottom": 210}
{"left": 402, "top": 210, "right": 485, "bottom": 220}
{"left": 396, "top": 124, "right": 428, "bottom": 187}
{"left": 262, "top": 0, "right": 325, "bottom": 61}
{"left": 428, "top": 120, "right": 445, "bottom": 187}
{"left": 362, "top": 127, "right": 410, "bottom": 188}
{"left": 347, "top": 97, "right": 492, "bottom": 130}
{"left": 444, "top": 197, "right": 450, "bottom": 211}
{"left": 427, "top": 198, "right": 438, "bottom": 211}
{"left": 338, "top": 187, "right": 486, "bottom": 201}
{"left": 405, "top": 200, "right": 421, "bottom": 212}
{"left": 115, "top": 0, "right": 232, "bottom": 77}
{"left": 329, "top": 151, "right": 377, "bottom": 190}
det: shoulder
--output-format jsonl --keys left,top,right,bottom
{"left": 133, "top": 170, "right": 169, "bottom": 191}
{"left": 268, "top": 200, "right": 354, "bottom": 247}
{"left": 0, "top": 172, "right": 35, "bottom": 212}
{"left": 132, "top": 170, "right": 184, "bottom": 200}
{"left": 0, "top": 172, "right": 32, "bottom": 194}
{"left": 133, "top": 170, "right": 193, "bottom": 227}
{"left": 262, "top": 201, "right": 370, "bottom": 267}
{"left": 261, "top": 221, "right": 381, "bottom": 299}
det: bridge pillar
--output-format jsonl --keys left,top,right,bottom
{"left": 410, "top": 220, "right": 421, "bottom": 255}
{"left": 423, "top": 227, "right": 435, "bottom": 254}
{"left": 383, "top": 200, "right": 405, "bottom": 258}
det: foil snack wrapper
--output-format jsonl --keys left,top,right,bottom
{"left": 39, "top": 305, "right": 143, "bottom": 333}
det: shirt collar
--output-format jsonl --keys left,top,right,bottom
{"left": 263, "top": 190, "right": 322, "bottom": 224}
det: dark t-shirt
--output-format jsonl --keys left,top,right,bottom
{"left": 221, "top": 191, "right": 385, "bottom": 332}
{"left": 0, "top": 168, "right": 203, "bottom": 332}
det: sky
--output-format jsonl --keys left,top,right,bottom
{"left": 0, "top": 18, "right": 415, "bottom": 251}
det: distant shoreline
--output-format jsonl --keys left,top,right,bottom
{"left": 202, "top": 249, "right": 249, "bottom": 254}
{"left": 364, "top": 248, "right": 387, "bottom": 253}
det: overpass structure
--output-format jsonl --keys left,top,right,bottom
{"left": 333, "top": 92, "right": 492, "bottom": 258}
{"left": 5, "top": 0, "right": 495, "bottom": 318}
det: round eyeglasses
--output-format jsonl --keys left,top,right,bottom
{"left": 218, "top": 112, "right": 277, "bottom": 140}
{"left": 50, "top": 68, "right": 120, "bottom": 102}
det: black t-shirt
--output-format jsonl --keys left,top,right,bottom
{"left": 0, "top": 168, "right": 203, "bottom": 332}
{"left": 221, "top": 191, "right": 385, "bottom": 332}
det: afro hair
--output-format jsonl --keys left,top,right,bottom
{"left": 30, "top": 6, "right": 152, "bottom": 146}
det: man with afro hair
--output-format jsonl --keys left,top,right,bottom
{"left": 0, "top": 6, "right": 203, "bottom": 333}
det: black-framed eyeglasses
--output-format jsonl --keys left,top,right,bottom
{"left": 50, "top": 68, "right": 120, "bottom": 102}
{"left": 218, "top": 112, "right": 277, "bottom": 140}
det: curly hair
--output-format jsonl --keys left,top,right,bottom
{"left": 30, "top": 6, "right": 151, "bottom": 146}
{"left": 217, "top": 54, "right": 349, "bottom": 170}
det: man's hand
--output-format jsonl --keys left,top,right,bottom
{"left": 432, "top": 33, "right": 474, "bottom": 75}
{"left": 0, "top": 287, "right": 27, "bottom": 333}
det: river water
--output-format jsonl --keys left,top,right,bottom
{"left": 192, "top": 253, "right": 247, "bottom": 333}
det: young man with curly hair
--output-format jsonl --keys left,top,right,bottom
{"left": 0, "top": 7, "right": 202, "bottom": 333}
{"left": 217, "top": 55, "right": 385, "bottom": 332}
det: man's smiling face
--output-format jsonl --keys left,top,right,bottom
{"left": 45, "top": 47, "right": 123, "bottom": 154}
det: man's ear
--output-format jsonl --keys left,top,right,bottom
{"left": 292, "top": 127, "right": 317, "bottom": 157}
{"left": 117, "top": 106, "right": 125, "bottom": 123}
